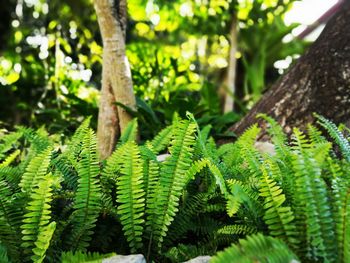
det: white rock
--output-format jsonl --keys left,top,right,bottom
{"left": 156, "top": 153, "right": 170, "bottom": 162}
{"left": 183, "top": 256, "right": 211, "bottom": 263}
{"left": 254, "top": 141, "right": 276, "bottom": 155}
{"left": 102, "top": 254, "right": 146, "bottom": 263}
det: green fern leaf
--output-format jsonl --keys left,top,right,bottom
{"left": 64, "top": 117, "right": 91, "bottom": 170}
{"left": 147, "top": 120, "right": 196, "bottom": 249}
{"left": 115, "top": 142, "right": 145, "bottom": 252}
{"left": 217, "top": 224, "right": 257, "bottom": 236}
{"left": 0, "top": 130, "right": 23, "bottom": 161}
{"left": 51, "top": 154, "right": 78, "bottom": 190}
{"left": 139, "top": 146, "right": 159, "bottom": 212}
{"left": 119, "top": 118, "right": 138, "bottom": 144}
{"left": 307, "top": 124, "right": 327, "bottom": 145}
{"left": 68, "top": 129, "right": 101, "bottom": 251}
{"left": 211, "top": 233, "right": 299, "bottom": 263}
{"left": 69, "top": 117, "right": 91, "bottom": 149}
{"left": 19, "top": 147, "right": 52, "bottom": 194}
{"left": 315, "top": 114, "right": 350, "bottom": 161}
{"left": 0, "top": 179, "right": 22, "bottom": 261}
{"left": 164, "top": 243, "right": 211, "bottom": 263}
{"left": 0, "top": 166, "right": 22, "bottom": 188}
{"left": 226, "top": 179, "right": 260, "bottom": 217}
{"left": 259, "top": 161, "right": 298, "bottom": 247}
{"left": 143, "top": 157, "right": 159, "bottom": 251}
{"left": 61, "top": 251, "right": 116, "bottom": 263}
{"left": 257, "top": 114, "right": 289, "bottom": 158}
{"left": 32, "top": 221, "right": 56, "bottom": 263}
{"left": 332, "top": 177, "right": 350, "bottom": 262}
{"left": 20, "top": 127, "right": 52, "bottom": 154}
{"left": 21, "top": 176, "right": 55, "bottom": 262}
{"left": 236, "top": 125, "right": 262, "bottom": 183}
{"left": 0, "top": 150, "right": 20, "bottom": 168}
{"left": 149, "top": 125, "right": 173, "bottom": 154}
{"left": 0, "top": 243, "right": 11, "bottom": 263}
{"left": 166, "top": 192, "right": 210, "bottom": 244}
{"left": 291, "top": 128, "right": 336, "bottom": 261}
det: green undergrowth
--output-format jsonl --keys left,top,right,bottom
{"left": 0, "top": 113, "right": 349, "bottom": 262}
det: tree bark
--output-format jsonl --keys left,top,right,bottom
{"left": 94, "top": 0, "right": 136, "bottom": 160}
{"left": 228, "top": 4, "right": 350, "bottom": 138}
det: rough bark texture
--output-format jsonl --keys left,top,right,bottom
{"left": 229, "top": 4, "right": 350, "bottom": 139}
{"left": 220, "top": 16, "right": 238, "bottom": 113}
{"left": 94, "top": 0, "right": 136, "bottom": 160}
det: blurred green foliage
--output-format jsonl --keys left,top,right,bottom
{"left": 0, "top": 0, "right": 307, "bottom": 138}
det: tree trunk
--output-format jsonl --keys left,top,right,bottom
{"left": 220, "top": 16, "right": 238, "bottom": 113}
{"left": 228, "top": 4, "right": 350, "bottom": 138}
{"left": 94, "top": 0, "right": 136, "bottom": 160}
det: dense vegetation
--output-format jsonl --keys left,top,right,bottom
{"left": 0, "top": 114, "right": 349, "bottom": 262}
{"left": 0, "top": 0, "right": 306, "bottom": 138}
{"left": 1, "top": 0, "right": 348, "bottom": 262}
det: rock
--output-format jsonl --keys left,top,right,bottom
{"left": 102, "top": 254, "right": 146, "bottom": 263}
{"left": 183, "top": 256, "right": 211, "bottom": 263}
{"left": 254, "top": 141, "right": 275, "bottom": 155}
{"left": 156, "top": 153, "right": 170, "bottom": 162}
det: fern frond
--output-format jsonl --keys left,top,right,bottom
{"left": 196, "top": 125, "right": 212, "bottom": 152}
{"left": 204, "top": 203, "right": 225, "bottom": 213}
{"left": 68, "top": 129, "right": 101, "bottom": 251}
{"left": 0, "top": 150, "right": 20, "bottom": 168}
{"left": 226, "top": 179, "right": 260, "bottom": 217}
{"left": 63, "top": 117, "right": 91, "bottom": 169}
{"left": 102, "top": 145, "right": 123, "bottom": 181}
{"left": 183, "top": 159, "right": 210, "bottom": 186}
{"left": 257, "top": 114, "right": 289, "bottom": 158}
{"left": 291, "top": 128, "right": 310, "bottom": 152}
{"left": 327, "top": 157, "right": 343, "bottom": 179}
{"left": 307, "top": 124, "right": 327, "bottom": 145}
{"left": 144, "top": 159, "right": 159, "bottom": 208}
{"left": 236, "top": 125, "right": 262, "bottom": 183}
{"left": 291, "top": 128, "right": 336, "bottom": 261}
{"left": 315, "top": 114, "right": 350, "bottom": 161}
{"left": 166, "top": 193, "right": 210, "bottom": 244}
{"left": 206, "top": 160, "right": 230, "bottom": 198}
{"left": 332, "top": 177, "right": 350, "bottom": 262}
{"left": 311, "top": 142, "right": 332, "bottom": 167}
{"left": 119, "top": 118, "right": 138, "bottom": 144}
{"left": 0, "top": 166, "right": 23, "bottom": 189}
{"left": 0, "top": 243, "right": 11, "bottom": 263}
{"left": 0, "top": 130, "right": 23, "bottom": 160}
{"left": 100, "top": 146, "right": 126, "bottom": 217}
{"left": 139, "top": 146, "right": 159, "bottom": 211}
{"left": 32, "top": 221, "right": 56, "bottom": 263}
{"left": 193, "top": 216, "right": 223, "bottom": 236}
{"left": 164, "top": 243, "right": 211, "bottom": 263}
{"left": 0, "top": 179, "right": 22, "bottom": 261}
{"left": 259, "top": 161, "right": 298, "bottom": 247}
{"left": 147, "top": 120, "right": 196, "bottom": 249}
{"left": 225, "top": 195, "right": 242, "bottom": 217}
{"left": 217, "top": 143, "right": 235, "bottom": 158}
{"left": 51, "top": 154, "right": 78, "bottom": 190}
{"left": 19, "top": 147, "right": 52, "bottom": 194}
{"left": 211, "top": 233, "right": 299, "bottom": 263}
{"left": 61, "top": 251, "right": 116, "bottom": 263}
{"left": 21, "top": 176, "right": 55, "bottom": 262}
{"left": 20, "top": 127, "right": 52, "bottom": 153}
{"left": 149, "top": 125, "right": 173, "bottom": 154}
{"left": 70, "top": 117, "right": 91, "bottom": 147}
{"left": 217, "top": 224, "right": 257, "bottom": 236}
{"left": 115, "top": 142, "right": 145, "bottom": 252}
